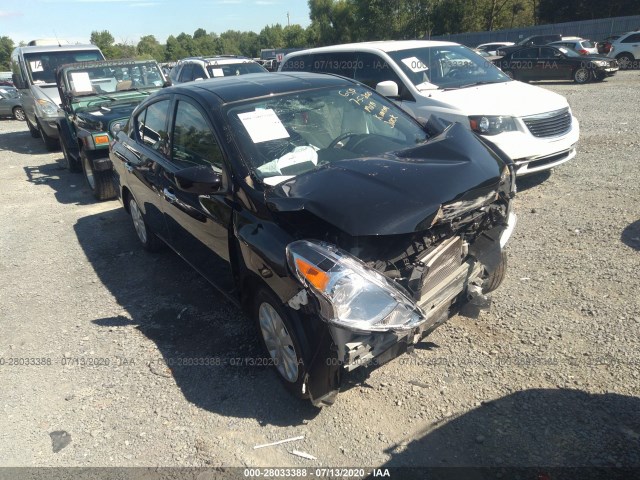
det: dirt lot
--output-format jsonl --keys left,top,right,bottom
{"left": 1, "top": 71, "right": 639, "bottom": 475}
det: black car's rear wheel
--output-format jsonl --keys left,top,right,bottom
{"left": 573, "top": 67, "right": 591, "bottom": 84}
{"left": 254, "top": 287, "right": 310, "bottom": 399}
{"left": 128, "top": 196, "right": 163, "bottom": 252}
{"left": 81, "top": 150, "right": 116, "bottom": 201}
{"left": 12, "top": 106, "right": 25, "bottom": 121}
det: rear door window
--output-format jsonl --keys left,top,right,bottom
{"left": 622, "top": 33, "right": 640, "bottom": 43}
{"left": 513, "top": 48, "right": 539, "bottom": 59}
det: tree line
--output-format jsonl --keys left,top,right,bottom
{"left": 1, "top": 0, "right": 638, "bottom": 69}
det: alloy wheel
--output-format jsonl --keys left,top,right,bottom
{"left": 258, "top": 302, "right": 299, "bottom": 383}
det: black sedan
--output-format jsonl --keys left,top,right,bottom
{"left": 109, "top": 72, "right": 517, "bottom": 406}
{"left": 495, "top": 45, "right": 619, "bottom": 83}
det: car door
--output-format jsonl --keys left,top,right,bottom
{"left": 511, "top": 48, "right": 539, "bottom": 80}
{"left": 113, "top": 97, "right": 173, "bottom": 241}
{"left": 539, "top": 47, "right": 571, "bottom": 79}
{"left": 160, "top": 95, "right": 234, "bottom": 292}
{"left": 620, "top": 32, "right": 640, "bottom": 58}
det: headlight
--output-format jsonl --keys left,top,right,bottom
{"left": 36, "top": 98, "right": 59, "bottom": 117}
{"left": 469, "top": 115, "right": 516, "bottom": 135}
{"left": 592, "top": 60, "right": 608, "bottom": 66}
{"left": 287, "top": 240, "right": 422, "bottom": 332}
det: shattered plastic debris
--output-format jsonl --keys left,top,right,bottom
{"left": 290, "top": 450, "right": 317, "bottom": 460}
{"left": 253, "top": 435, "right": 304, "bottom": 449}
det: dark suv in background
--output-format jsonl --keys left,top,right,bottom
{"left": 497, "top": 34, "right": 562, "bottom": 56}
{"left": 168, "top": 56, "right": 268, "bottom": 84}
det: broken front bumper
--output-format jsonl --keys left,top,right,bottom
{"left": 330, "top": 212, "right": 516, "bottom": 372}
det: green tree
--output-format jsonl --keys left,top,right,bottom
{"left": 90, "top": 30, "right": 116, "bottom": 57}
{"left": 259, "top": 24, "right": 285, "bottom": 49}
{"left": 137, "top": 35, "right": 164, "bottom": 60}
{"left": 283, "top": 25, "right": 308, "bottom": 48}
{"left": 0, "top": 36, "right": 14, "bottom": 70}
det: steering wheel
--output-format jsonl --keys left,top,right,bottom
{"left": 328, "top": 132, "right": 360, "bottom": 149}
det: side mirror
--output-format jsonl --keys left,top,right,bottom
{"left": 12, "top": 74, "right": 27, "bottom": 89}
{"left": 174, "top": 165, "right": 223, "bottom": 195}
{"left": 376, "top": 80, "right": 399, "bottom": 98}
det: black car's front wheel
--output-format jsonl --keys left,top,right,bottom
{"left": 573, "top": 67, "right": 591, "bottom": 84}
{"left": 81, "top": 150, "right": 116, "bottom": 201}
{"left": 254, "top": 288, "right": 310, "bottom": 399}
{"left": 483, "top": 251, "right": 508, "bottom": 294}
{"left": 128, "top": 196, "right": 163, "bottom": 252}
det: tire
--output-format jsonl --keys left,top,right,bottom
{"left": 12, "top": 106, "right": 26, "bottom": 121}
{"left": 128, "top": 195, "right": 163, "bottom": 252}
{"left": 616, "top": 53, "right": 634, "bottom": 70}
{"left": 483, "top": 251, "right": 508, "bottom": 294}
{"left": 37, "top": 119, "right": 60, "bottom": 151}
{"left": 254, "top": 287, "right": 310, "bottom": 399}
{"left": 81, "top": 150, "right": 116, "bottom": 201}
{"left": 60, "top": 138, "right": 82, "bottom": 172}
{"left": 573, "top": 67, "right": 591, "bottom": 84}
{"left": 27, "top": 119, "right": 40, "bottom": 138}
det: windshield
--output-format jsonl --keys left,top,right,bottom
{"left": 226, "top": 85, "right": 430, "bottom": 186}
{"left": 206, "top": 62, "right": 267, "bottom": 77}
{"left": 0, "top": 87, "right": 19, "bottom": 98}
{"left": 24, "top": 50, "right": 103, "bottom": 84}
{"left": 387, "top": 45, "right": 510, "bottom": 90}
{"left": 64, "top": 61, "right": 165, "bottom": 96}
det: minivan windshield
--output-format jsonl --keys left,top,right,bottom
{"left": 24, "top": 50, "right": 104, "bottom": 85}
{"left": 226, "top": 85, "right": 430, "bottom": 186}
{"left": 387, "top": 45, "right": 510, "bottom": 90}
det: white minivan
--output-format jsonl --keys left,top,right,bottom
{"left": 11, "top": 43, "right": 104, "bottom": 150}
{"left": 280, "top": 41, "right": 580, "bottom": 176}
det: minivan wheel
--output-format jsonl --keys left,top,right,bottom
{"left": 128, "top": 196, "right": 163, "bottom": 252}
{"left": 27, "top": 119, "right": 40, "bottom": 138}
{"left": 254, "top": 288, "right": 309, "bottom": 399}
{"left": 61, "top": 139, "right": 82, "bottom": 172}
{"left": 81, "top": 150, "right": 116, "bottom": 201}
{"left": 12, "top": 106, "right": 26, "bottom": 121}
{"left": 37, "top": 119, "right": 60, "bottom": 151}
{"left": 573, "top": 67, "right": 591, "bottom": 84}
{"left": 483, "top": 251, "right": 508, "bottom": 294}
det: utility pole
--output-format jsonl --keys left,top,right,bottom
{"left": 287, "top": 11, "right": 290, "bottom": 27}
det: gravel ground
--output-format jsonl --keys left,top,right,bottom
{"left": 1, "top": 71, "right": 639, "bottom": 474}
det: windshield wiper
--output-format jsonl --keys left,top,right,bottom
{"left": 457, "top": 80, "right": 503, "bottom": 89}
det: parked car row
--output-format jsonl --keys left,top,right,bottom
{"left": 487, "top": 30, "right": 640, "bottom": 70}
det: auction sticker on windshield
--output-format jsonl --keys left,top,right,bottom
{"left": 70, "top": 72, "right": 93, "bottom": 93}
{"left": 238, "top": 109, "right": 290, "bottom": 143}
{"left": 401, "top": 56, "right": 429, "bottom": 72}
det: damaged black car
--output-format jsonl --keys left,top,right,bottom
{"left": 109, "top": 72, "right": 517, "bottom": 406}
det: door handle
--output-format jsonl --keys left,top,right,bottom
{"left": 163, "top": 187, "right": 177, "bottom": 203}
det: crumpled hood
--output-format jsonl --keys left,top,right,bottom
{"left": 265, "top": 123, "right": 505, "bottom": 236}
{"left": 425, "top": 80, "right": 569, "bottom": 118}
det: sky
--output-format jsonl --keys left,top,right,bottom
{"left": 0, "top": 0, "right": 311, "bottom": 45}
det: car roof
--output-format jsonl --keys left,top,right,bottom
{"left": 14, "top": 44, "right": 101, "bottom": 54}
{"left": 167, "top": 71, "right": 356, "bottom": 104}
{"left": 286, "top": 40, "right": 459, "bottom": 56}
